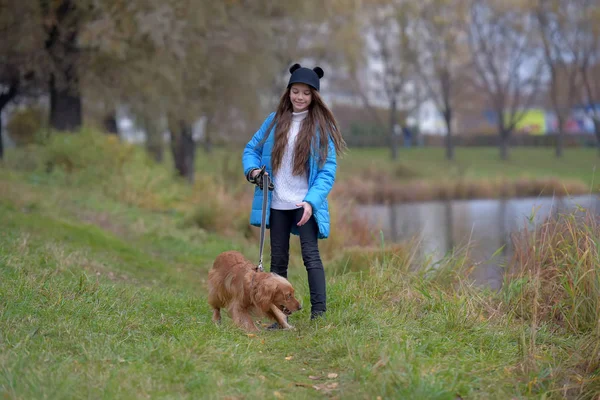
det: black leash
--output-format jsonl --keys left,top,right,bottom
{"left": 257, "top": 171, "right": 270, "bottom": 272}
{"left": 247, "top": 166, "right": 273, "bottom": 272}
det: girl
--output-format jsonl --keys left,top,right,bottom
{"left": 242, "top": 63, "right": 346, "bottom": 326}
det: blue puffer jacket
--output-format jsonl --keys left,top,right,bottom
{"left": 242, "top": 112, "right": 337, "bottom": 239}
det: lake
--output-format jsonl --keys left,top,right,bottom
{"left": 356, "top": 194, "right": 600, "bottom": 289}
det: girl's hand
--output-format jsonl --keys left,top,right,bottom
{"left": 251, "top": 169, "right": 266, "bottom": 179}
{"left": 296, "top": 202, "right": 313, "bottom": 226}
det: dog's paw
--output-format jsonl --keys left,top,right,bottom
{"left": 284, "top": 324, "right": 295, "bottom": 331}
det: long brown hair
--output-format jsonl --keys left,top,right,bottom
{"left": 260, "top": 87, "right": 347, "bottom": 176}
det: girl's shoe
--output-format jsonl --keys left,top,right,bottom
{"left": 311, "top": 311, "right": 325, "bottom": 320}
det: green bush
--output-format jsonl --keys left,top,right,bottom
{"left": 42, "top": 128, "right": 134, "bottom": 178}
{"left": 6, "top": 106, "right": 47, "bottom": 145}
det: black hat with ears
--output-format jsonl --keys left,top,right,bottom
{"left": 287, "top": 63, "right": 324, "bottom": 91}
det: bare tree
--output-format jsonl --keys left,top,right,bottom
{"left": 364, "top": 0, "right": 419, "bottom": 160}
{"left": 468, "top": 0, "right": 545, "bottom": 160}
{"left": 577, "top": 2, "right": 600, "bottom": 154}
{"left": 536, "top": 0, "right": 591, "bottom": 158}
{"left": 414, "top": 0, "right": 470, "bottom": 161}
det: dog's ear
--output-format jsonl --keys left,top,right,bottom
{"left": 252, "top": 276, "right": 277, "bottom": 312}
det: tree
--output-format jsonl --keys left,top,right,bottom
{"left": 159, "top": 0, "right": 363, "bottom": 181}
{"left": 42, "top": 0, "right": 82, "bottom": 131}
{"left": 413, "top": 0, "right": 470, "bottom": 161}
{"left": 363, "top": 0, "right": 420, "bottom": 160}
{"left": 468, "top": 0, "right": 545, "bottom": 160}
{"left": 576, "top": 2, "right": 600, "bottom": 154}
{"left": 0, "top": 82, "right": 16, "bottom": 160}
{"left": 0, "top": 0, "right": 47, "bottom": 158}
{"left": 536, "top": 0, "right": 587, "bottom": 158}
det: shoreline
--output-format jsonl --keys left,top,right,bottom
{"left": 334, "top": 176, "right": 594, "bottom": 205}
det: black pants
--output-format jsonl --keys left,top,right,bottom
{"left": 269, "top": 208, "right": 326, "bottom": 315}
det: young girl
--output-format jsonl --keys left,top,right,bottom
{"left": 242, "top": 63, "right": 346, "bottom": 325}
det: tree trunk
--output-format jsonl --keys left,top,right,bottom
{"left": 49, "top": 74, "right": 82, "bottom": 132}
{"left": 0, "top": 82, "right": 18, "bottom": 160}
{"left": 203, "top": 123, "right": 212, "bottom": 154}
{"left": 594, "top": 119, "right": 600, "bottom": 158}
{"left": 500, "top": 132, "right": 509, "bottom": 161}
{"left": 170, "top": 121, "right": 196, "bottom": 184}
{"left": 44, "top": 0, "right": 81, "bottom": 132}
{"left": 555, "top": 115, "right": 564, "bottom": 158}
{"left": 390, "top": 97, "right": 398, "bottom": 160}
{"left": 103, "top": 113, "right": 119, "bottom": 135}
{"left": 0, "top": 113, "right": 4, "bottom": 160}
{"left": 444, "top": 109, "right": 454, "bottom": 161}
{"left": 497, "top": 112, "right": 509, "bottom": 160}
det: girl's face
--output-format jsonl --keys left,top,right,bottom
{"left": 290, "top": 83, "right": 312, "bottom": 113}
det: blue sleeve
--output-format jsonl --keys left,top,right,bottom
{"left": 242, "top": 112, "right": 275, "bottom": 176}
{"left": 304, "top": 135, "right": 337, "bottom": 212}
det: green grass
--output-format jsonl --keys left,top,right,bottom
{"left": 0, "top": 216, "right": 557, "bottom": 399}
{"left": 335, "top": 147, "right": 600, "bottom": 184}
{"left": 205, "top": 145, "right": 600, "bottom": 184}
{"left": 1, "top": 135, "right": 599, "bottom": 399}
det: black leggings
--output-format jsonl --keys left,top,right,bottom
{"left": 269, "top": 208, "right": 326, "bottom": 315}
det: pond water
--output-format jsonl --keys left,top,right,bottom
{"left": 356, "top": 194, "right": 600, "bottom": 289}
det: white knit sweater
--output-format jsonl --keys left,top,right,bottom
{"left": 272, "top": 110, "right": 309, "bottom": 210}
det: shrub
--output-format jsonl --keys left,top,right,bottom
{"left": 6, "top": 106, "right": 47, "bottom": 146}
{"left": 42, "top": 128, "right": 135, "bottom": 179}
{"left": 503, "top": 209, "right": 600, "bottom": 335}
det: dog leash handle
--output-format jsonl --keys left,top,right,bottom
{"left": 257, "top": 171, "right": 269, "bottom": 272}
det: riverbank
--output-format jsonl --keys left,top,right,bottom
{"left": 201, "top": 146, "right": 599, "bottom": 204}
{"left": 1, "top": 131, "right": 599, "bottom": 398}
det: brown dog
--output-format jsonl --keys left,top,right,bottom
{"left": 207, "top": 250, "right": 302, "bottom": 331}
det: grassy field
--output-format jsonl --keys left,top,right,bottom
{"left": 335, "top": 147, "right": 599, "bottom": 184}
{"left": 1, "top": 133, "right": 599, "bottom": 399}
{"left": 205, "top": 145, "right": 600, "bottom": 185}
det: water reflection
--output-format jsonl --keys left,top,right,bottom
{"left": 357, "top": 195, "right": 600, "bottom": 289}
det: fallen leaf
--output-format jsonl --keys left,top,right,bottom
{"left": 377, "top": 397, "right": 382, "bottom": 400}
{"left": 327, "top": 373, "right": 338, "bottom": 379}
{"left": 274, "top": 391, "right": 284, "bottom": 399}
{"left": 285, "top": 356, "right": 293, "bottom": 361}
{"left": 309, "top": 375, "right": 322, "bottom": 380}
{"left": 247, "top": 334, "right": 256, "bottom": 338}
{"left": 313, "top": 382, "right": 340, "bottom": 393}
{"left": 259, "top": 375, "right": 266, "bottom": 381}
